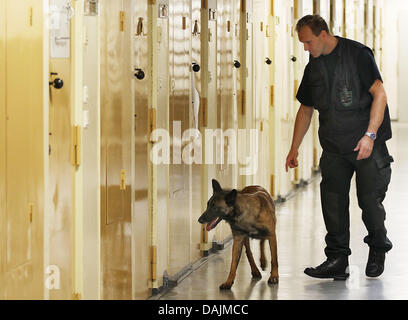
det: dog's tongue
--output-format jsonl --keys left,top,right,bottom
{"left": 206, "top": 217, "right": 220, "bottom": 231}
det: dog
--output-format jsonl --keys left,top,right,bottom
{"left": 198, "top": 179, "right": 278, "bottom": 289}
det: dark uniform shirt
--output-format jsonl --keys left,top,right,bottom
{"left": 296, "top": 42, "right": 392, "bottom": 153}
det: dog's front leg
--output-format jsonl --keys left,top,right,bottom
{"left": 220, "top": 234, "right": 245, "bottom": 290}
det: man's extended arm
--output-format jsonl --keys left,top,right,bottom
{"left": 285, "top": 104, "right": 314, "bottom": 172}
{"left": 354, "top": 79, "right": 387, "bottom": 160}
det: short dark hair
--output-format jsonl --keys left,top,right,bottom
{"left": 295, "top": 14, "right": 330, "bottom": 36}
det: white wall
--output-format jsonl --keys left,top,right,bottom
{"left": 383, "top": 0, "right": 408, "bottom": 121}
{"left": 398, "top": 9, "right": 408, "bottom": 122}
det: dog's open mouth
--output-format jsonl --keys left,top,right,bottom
{"left": 206, "top": 217, "right": 221, "bottom": 231}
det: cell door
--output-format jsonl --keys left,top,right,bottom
{"left": 238, "top": 0, "right": 254, "bottom": 189}
{"left": 132, "top": 0, "right": 150, "bottom": 299}
{"left": 215, "top": 0, "right": 236, "bottom": 244}
{"left": 274, "top": 0, "right": 294, "bottom": 199}
{"left": 203, "top": 0, "right": 220, "bottom": 247}
{"left": 100, "top": 0, "right": 133, "bottom": 299}
{"left": 168, "top": 0, "right": 192, "bottom": 276}
{"left": 253, "top": 0, "right": 270, "bottom": 189}
{"left": 364, "top": 0, "right": 374, "bottom": 48}
{"left": 354, "top": 0, "right": 365, "bottom": 44}
{"left": 3, "top": 0, "right": 45, "bottom": 299}
{"left": 48, "top": 0, "right": 74, "bottom": 300}
{"left": 155, "top": 0, "right": 171, "bottom": 291}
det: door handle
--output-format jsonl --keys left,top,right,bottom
{"left": 49, "top": 72, "right": 63, "bottom": 89}
{"left": 265, "top": 57, "right": 272, "bottom": 65}
{"left": 134, "top": 68, "right": 145, "bottom": 80}
{"left": 290, "top": 55, "right": 297, "bottom": 62}
{"left": 233, "top": 60, "right": 241, "bottom": 68}
{"left": 192, "top": 62, "right": 200, "bottom": 72}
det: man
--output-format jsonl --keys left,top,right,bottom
{"left": 286, "top": 15, "right": 393, "bottom": 280}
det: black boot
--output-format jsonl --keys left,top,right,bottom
{"left": 304, "top": 256, "right": 349, "bottom": 280}
{"left": 366, "top": 248, "right": 386, "bottom": 277}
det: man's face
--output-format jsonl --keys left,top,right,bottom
{"left": 298, "top": 26, "right": 325, "bottom": 58}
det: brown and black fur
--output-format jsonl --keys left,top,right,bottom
{"left": 198, "top": 179, "right": 278, "bottom": 290}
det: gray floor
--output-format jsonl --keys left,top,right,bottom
{"left": 158, "top": 122, "right": 408, "bottom": 300}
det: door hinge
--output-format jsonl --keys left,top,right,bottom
{"left": 120, "top": 169, "right": 126, "bottom": 191}
{"left": 71, "top": 125, "right": 81, "bottom": 167}
{"left": 72, "top": 292, "right": 81, "bottom": 300}
{"left": 294, "top": 80, "right": 298, "bottom": 100}
{"left": 201, "top": 97, "right": 208, "bottom": 127}
{"left": 270, "top": 174, "right": 275, "bottom": 198}
{"left": 149, "top": 108, "right": 156, "bottom": 142}
{"left": 182, "top": 16, "right": 187, "bottom": 30}
{"left": 120, "top": 11, "right": 125, "bottom": 32}
{"left": 294, "top": 166, "right": 299, "bottom": 183}
{"left": 270, "top": 85, "right": 274, "bottom": 106}
{"left": 29, "top": 7, "right": 33, "bottom": 26}
{"left": 150, "top": 246, "right": 157, "bottom": 282}
{"left": 241, "top": 90, "right": 246, "bottom": 115}
{"left": 28, "top": 203, "right": 34, "bottom": 223}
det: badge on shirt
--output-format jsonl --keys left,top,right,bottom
{"left": 339, "top": 85, "right": 353, "bottom": 108}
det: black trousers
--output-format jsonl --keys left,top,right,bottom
{"left": 319, "top": 143, "right": 393, "bottom": 258}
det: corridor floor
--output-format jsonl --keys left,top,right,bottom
{"left": 157, "top": 122, "right": 408, "bottom": 300}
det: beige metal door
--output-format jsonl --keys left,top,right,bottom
{"left": 354, "top": 0, "right": 365, "bottom": 44}
{"left": 343, "top": 0, "right": 356, "bottom": 39}
{"left": 215, "top": 0, "right": 236, "bottom": 243}
{"left": 364, "top": 0, "right": 374, "bottom": 48}
{"left": 201, "top": 0, "right": 219, "bottom": 250}
{"left": 274, "top": 0, "right": 294, "bottom": 199}
{"left": 47, "top": 0, "right": 74, "bottom": 300}
{"left": 155, "top": 0, "right": 171, "bottom": 291}
{"left": 0, "top": 0, "right": 5, "bottom": 299}
{"left": 2, "top": 0, "right": 45, "bottom": 299}
{"left": 190, "top": 0, "right": 203, "bottom": 264}
{"left": 253, "top": 0, "right": 270, "bottom": 189}
{"left": 100, "top": 0, "right": 133, "bottom": 299}
{"left": 239, "top": 0, "right": 254, "bottom": 189}
{"left": 372, "top": 0, "right": 382, "bottom": 66}
{"left": 168, "top": 0, "right": 192, "bottom": 276}
{"left": 296, "top": 0, "right": 314, "bottom": 184}
{"left": 82, "top": 5, "right": 101, "bottom": 300}
{"left": 132, "top": 0, "right": 150, "bottom": 299}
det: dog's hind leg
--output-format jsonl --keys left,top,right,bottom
{"left": 244, "top": 238, "right": 262, "bottom": 279}
{"left": 267, "top": 234, "right": 279, "bottom": 284}
{"left": 220, "top": 234, "right": 245, "bottom": 290}
{"left": 260, "top": 239, "right": 267, "bottom": 270}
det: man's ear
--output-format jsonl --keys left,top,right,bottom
{"left": 225, "top": 189, "right": 237, "bottom": 207}
{"left": 212, "top": 179, "right": 222, "bottom": 194}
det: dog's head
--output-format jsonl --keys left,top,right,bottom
{"left": 198, "top": 179, "right": 237, "bottom": 231}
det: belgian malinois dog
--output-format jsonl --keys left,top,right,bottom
{"left": 198, "top": 179, "right": 278, "bottom": 289}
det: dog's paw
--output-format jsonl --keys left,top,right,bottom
{"left": 268, "top": 276, "right": 279, "bottom": 285}
{"left": 251, "top": 270, "right": 262, "bottom": 279}
{"left": 219, "top": 282, "right": 233, "bottom": 290}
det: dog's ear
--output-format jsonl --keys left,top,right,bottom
{"left": 225, "top": 189, "right": 237, "bottom": 207}
{"left": 212, "top": 179, "right": 222, "bottom": 193}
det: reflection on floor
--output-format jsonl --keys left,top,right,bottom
{"left": 157, "top": 122, "right": 408, "bottom": 300}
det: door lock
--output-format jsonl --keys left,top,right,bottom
{"left": 134, "top": 68, "right": 145, "bottom": 80}
{"left": 192, "top": 62, "right": 200, "bottom": 72}
{"left": 49, "top": 72, "right": 64, "bottom": 89}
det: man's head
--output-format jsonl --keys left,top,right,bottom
{"left": 296, "top": 15, "right": 332, "bottom": 58}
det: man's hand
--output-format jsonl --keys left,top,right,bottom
{"left": 354, "top": 135, "right": 374, "bottom": 160}
{"left": 285, "top": 149, "right": 299, "bottom": 172}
